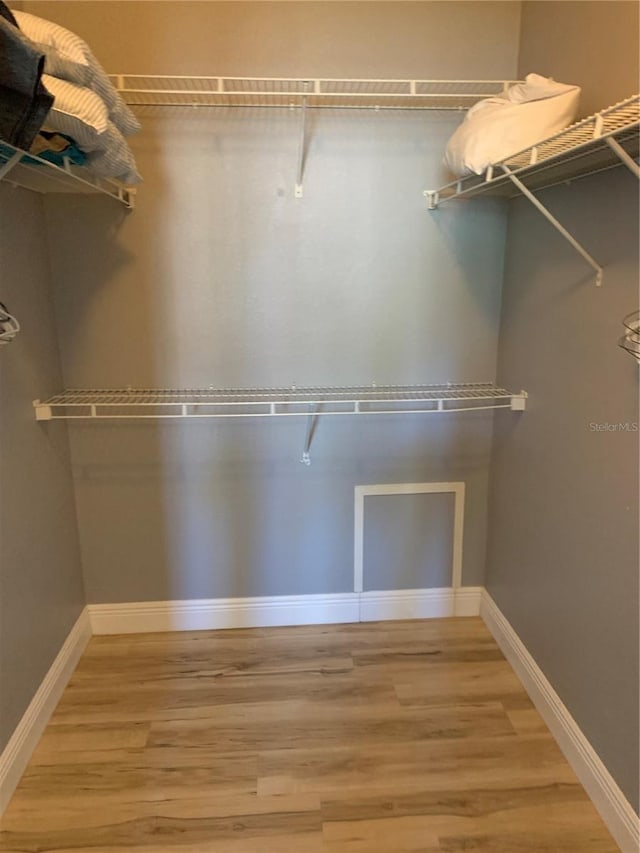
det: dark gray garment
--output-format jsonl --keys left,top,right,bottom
{"left": 0, "top": 8, "right": 53, "bottom": 150}
{"left": 0, "top": 1, "right": 16, "bottom": 25}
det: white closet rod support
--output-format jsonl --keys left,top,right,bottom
{"left": 301, "top": 406, "right": 318, "bottom": 465}
{"left": 501, "top": 165, "right": 604, "bottom": 287}
{"left": 605, "top": 137, "right": 640, "bottom": 179}
{"left": 295, "top": 89, "right": 310, "bottom": 197}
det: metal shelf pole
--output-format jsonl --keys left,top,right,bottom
{"left": 301, "top": 405, "right": 318, "bottom": 465}
{"left": 501, "top": 165, "right": 604, "bottom": 287}
{"left": 295, "top": 88, "right": 309, "bottom": 198}
{"left": 605, "top": 137, "right": 640, "bottom": 179}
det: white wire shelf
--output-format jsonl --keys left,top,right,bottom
{"left": 0, "top": 142, "right": 135, "bottom": 207}
{"left": 34, "top": 383, "right": 528, "bottom": 421}
{"left": 425, "top": 95, "right": 639, "bottom": 288}
{"left": 426, "top": 95, "right": 640, "bottom": 203}
{"left": 111, "top": 76, "right": 520, "bottom": 111}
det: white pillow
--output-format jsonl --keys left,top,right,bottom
{"left": 40, "top": 76, "right": 141, "bottom": 184}
{"left": 13, "top": 9, "right": 92, "bottom": 85}
{"left": 444, "top": 74, "right": 581, "bottom": 177}
{"left": 42, "top": 75, "right": 110, "bottom": 151}
{"left": 86, "top": 122, "right": 142, "bottom": 185}
{"left": 506, "top": 73, "right": 580, "bottom": 105}
{"left": 14, "top": 10, "right": 140, "bottom": 137}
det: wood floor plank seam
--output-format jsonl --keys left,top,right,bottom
{"left": 0, "top": 618, "right": 618, "bottom": 852}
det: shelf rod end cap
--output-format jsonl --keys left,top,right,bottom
{"left": 510, "top": 391, "right": 528, "bottom": 412}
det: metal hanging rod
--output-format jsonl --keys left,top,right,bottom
{"left": 34, "top": 383, "right": 528, "bottom": 422}
{"left": 112, "top": 75, "right": 520, "bottom": 111}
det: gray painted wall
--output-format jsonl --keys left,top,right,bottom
{"left": 487, "top": 168, "right": 639, "bottom": 811}
{"left": 34, "top": 1, "right": 521, "bottom": 604}
{"left": 485, "top": 0, "right": 640, "bottom": 810}
{"left": 363, "top": 492, "right": 456, "bottom": 591}
{"left": 44, "top": 111, "right": 507, "bottom": 603}
{"left": 518, "top": 1, "right": 639, "bottom": 118}
{"left": 27, "top": 1, "right": 521, "bottom": 79}
{"left": 0, "top": 186, "right": 85, "bottom": 752}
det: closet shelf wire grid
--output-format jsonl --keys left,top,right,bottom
{"left": 34, "top": 384, "right": 528, "bottom": 420}
{"left": 425, "top": 94, "right": 640, "bottom": 203}
{"left": 111, "top": 76, "right": 520, "bottom": 110}
{"left": 0, "top": 143, "right": 135, "bottom": 207}
{"left": 1, "top": 77, "right": 519, "bottom": 203}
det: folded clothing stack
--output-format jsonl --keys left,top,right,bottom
{"left": 0, "top": 130, "right": 86, "bottom": 168}
{"left": 0, "top": 2, "right": 53, "bottom": 149}
{"left": 2, "top": 6, "right": 141, "bottom": 185}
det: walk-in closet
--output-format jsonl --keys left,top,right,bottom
{"left": 1, "top": 2, "right": 638, "bottom": 850}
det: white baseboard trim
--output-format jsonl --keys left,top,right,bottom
{"left": 481, "top": 590, "right": 639, "bottom": 853}
{"left": 453, "top": 586, "right": 484, "bottom": 617}
{"left": 89, "top": 587, "right": 483, "bottom": 635}
{"left": 360, "top": 587, "right": 483, "bottom": 622}
{"left": 89, "top": 593, "right": 360, "bottom": 635}
{"left": 0, "top": 607, "right": 91, "bottom": 816}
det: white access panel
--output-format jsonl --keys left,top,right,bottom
{"left": 353, "top": 482, "right": 465, "bottom": 594}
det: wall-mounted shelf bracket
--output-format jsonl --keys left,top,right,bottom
{"left": 300, "top": 404, "right": 318, "bottom": 465}
{"left": 605, "top": 136, "right": 640, "bottom": 179}
{"left": 294, "top": 89, "right": 310, "bottom": 198}
{"left": 500, "top": 165, "right": 603, "bottom": 287}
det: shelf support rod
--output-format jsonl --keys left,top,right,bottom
{"left": 295, "top": 92, "right": 308, "bottom": 198}
{"left": 300, "top": 404, "right": 318, "bottom": 466}
{"left": 501, "top": 165, "right": 603, "bottom": 287}
{"left": 0, "top": 150, "right": 22, "bottom": 181}
{"left": 605, "top": 137, "right": 640, "bottom": 179}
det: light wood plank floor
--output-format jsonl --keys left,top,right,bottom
{"left": 0, "top": 618, "right": 618, "bottom": 852}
